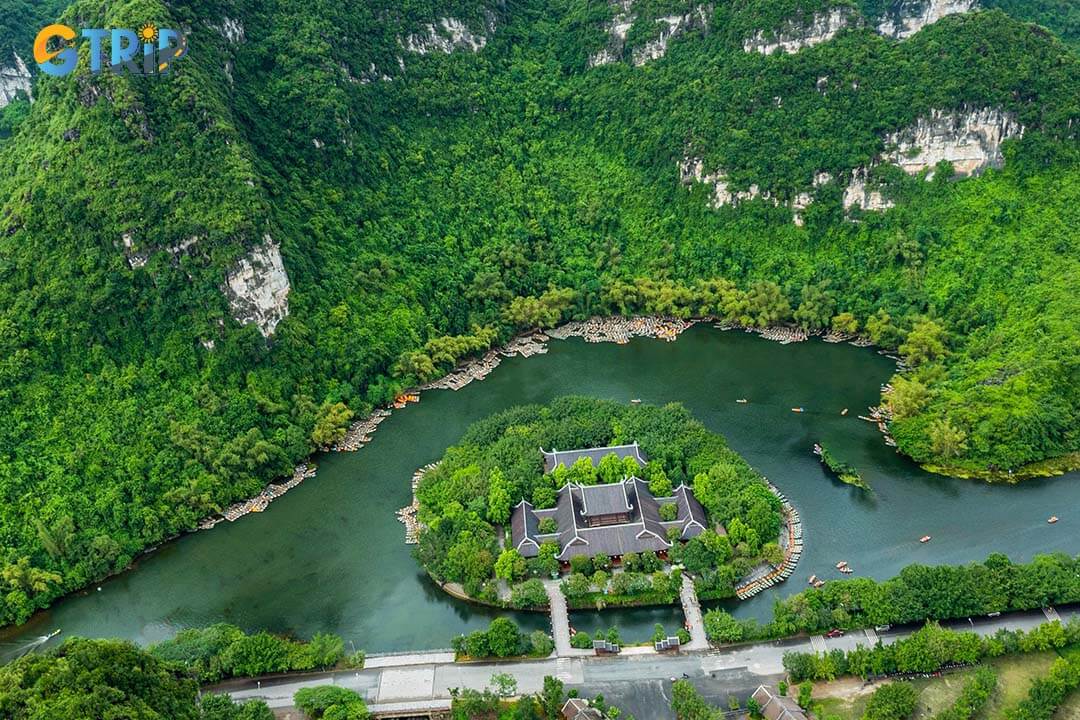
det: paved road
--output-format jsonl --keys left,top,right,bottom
{"left": 218, "top": 605, "right": 1079, "bottom": 715}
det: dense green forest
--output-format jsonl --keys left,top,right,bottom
{"left": 0, "top": 637, "right": 273, "bottom": 719}
{"left": 0, "top": 0, "right": 1077, "bottom": 628}
{"left": 415, "top": 397, "right": 781, "bottom": 600}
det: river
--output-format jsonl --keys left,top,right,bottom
{"left": 2, "top": 325, "right": 1077, "bottom": 658}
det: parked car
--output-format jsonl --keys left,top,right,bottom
{"left": 874, "top": 624, "right": 891, "bottom": 632}
{"left": 988, "top": 611, "right": 1002, "bottom": 617}
{"left": 825, "top": 628, "right": 845, "bottom": 638}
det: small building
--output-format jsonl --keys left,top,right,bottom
{"left": 562, "top": 698, "right": 605, "bottom": 720}
{"left": 510, "top": 445, "right": 711, "bottom": 561}
{"left": 541, "top": 442, "right": 646, "bottom": 474}
{"left": 752, "top": 685, "right": 809, "bottom": 720}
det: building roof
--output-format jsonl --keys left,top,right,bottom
{"left": 540, "top": 443, "right": 646, "bottom": 474}
{"left": 508, "top": 446, "right": 711, "bottom": 561}
{"left": 579, "top": 482, "right": 633, "bottom": 517}
{"left": 752, "top": 685, "right": 808, "bottom": 720}
{"left": 562, "top": 698, "right": 604, "bottom": 720}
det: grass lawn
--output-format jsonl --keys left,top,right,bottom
{"left": 810, "top": 651, "right": 1062, "bottom": 720}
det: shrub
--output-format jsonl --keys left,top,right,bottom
{"left": 660, "top": 503, "right": 678, "bottom": 521}
{"left": 538, "top": 517, "right": 558, "bottom": 534}
{"left": 569, "top": 555, "right": 593, "bottom": 575}
{"left": 863, "top": 682, "right": 917, "bottom": 720}
{"left": 293, "top": 686, "right": 368, "bottom": 719}
{"left": 511, "top": 578, "right": 549, "bottom": 608}
{"left": 527, "top": 630, "right": 555, "bottom": 657}
{"left": 562, "top": 572, "right": 592, "bottom": 598}
{"left": 570, "top": 631, "right": 593, "bottom": 649}
{"left": 487, "top": 617, "right": 522, "bottom": 657}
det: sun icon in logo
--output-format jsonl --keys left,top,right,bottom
{"left": 138, "top": 22, "right": 160, "bottom": 44}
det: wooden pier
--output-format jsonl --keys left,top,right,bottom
{"left": 398, "top": 462, "right": 438, "bottom": 544}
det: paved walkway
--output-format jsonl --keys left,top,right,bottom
{"left": 544, "top": 579, "right": 574, "bottom": 656}
{"left": 679, "top": 574, "right": 709, "bottom": 651}
{"left": 364, "top": 651, "right": 455, "bottom": 669}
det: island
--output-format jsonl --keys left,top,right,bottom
{"left": 413, "top": 396, "right": 799, "bottom": 611}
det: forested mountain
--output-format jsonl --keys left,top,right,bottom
{"left": 0, "top": 0, "right": 1076, "bottom": 627}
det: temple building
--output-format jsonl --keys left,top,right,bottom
{"left": 510, "top": 443, "right": 710, "bottom": 562}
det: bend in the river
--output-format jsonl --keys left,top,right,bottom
{"left": 2, "top": 326, "right": 1077, "bottom": 659}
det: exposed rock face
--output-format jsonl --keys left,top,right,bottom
{"left": 213, "top": 17, "right": 246, "bottom": 44}
{"left": 403, "top": 16, "right": 493, "bottom": 54}
{"left": 589, "top": 0, "right": 638, "bottom": 67}
{"left": 678, "top": 157, "right": 778, "bottom": 207}
{"left": 224, "top": 235, "right": 291, "bottom": 337}
{"left": 0, "top": 53, "right": 32, "bottom": 110}
{"left": 883, "top": 106, "right": 1023, "bottom": 178}
{"left": 843, "top": 168, "right": 893, "bottom": 211}
{"left": 743, "top": 7, "right": 852, "bottom": 55}
{"left": 590, "top": 1, "right": 708, "bottom": 67}
{"left": 876, "top": 0, "right": 977, "bottom": 39}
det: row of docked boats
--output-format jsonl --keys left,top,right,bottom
{"left": 735, "top": 482, "right": 802, "bottom": 599}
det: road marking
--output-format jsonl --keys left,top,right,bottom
{"left": 864, "top": 628, "right": 879, "bottom": 645}
{"left": 556, "top": 657, "right": 573, "bottom": 682}
{"left": 810, "top": 635, "right": 827, "bottom": 654}
{"left": 1044, "top": 606, "right": 1062, "bottom": 623}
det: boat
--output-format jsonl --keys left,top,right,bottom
{"left": 44, "top": 628, "right": 61, "bottom": 640}
{"left": 840, "top": 567, "right": 854, "bottom": 574}
{"left": 812, "top": 443, "right": 822, "bottom": 456}
{"left": 736, "top": 398, "right": 748, "bottom": 404}
{"left": 792, "top": 407, "right": 805, "bottom": 413}
{"left": 841, "top": 408, "right": 848, "bottom": 416}
{"left": 1048, "top": 516, "right": 1059, "bottom": 524}
{"left": 835, "top": 561, "right": 848, "bottom": 570}
{"left": 920, "top": 535, "right": 931, "bottom": 543}
{"left": 630, "top": 398, "right": 641, "bottom": 404}
{"left": 814, "top": 579, "right": 826, "bottom": 587}
{"left": 808, "top": 574, "right": 818, "bottom": 585}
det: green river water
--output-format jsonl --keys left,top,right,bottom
{"left": 3, "top": 326, "right": 1077, "bottom": 657}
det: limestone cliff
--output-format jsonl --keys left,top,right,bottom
{"left": 876, "top": 0, "right": 978, "bottom": 39}
{"left": 678, "top": 157, "right": 778, "bottom": 208}
{"left": 402, "top": 15, "right": 494, "bottom": 54}
{"left": 590, "top": 1, "right": 709, "bottom": 67}
{"left": 224, "top": 236, "right": 291, "bottom": 337}
{"left": 882, "top": 106, "right": 1023, "bottom": 178}
{"left": 743, "top": 7, "right": 853, "bottom": 55}
{"left": 0, "top": 53, "right": 32, "bottom": 110}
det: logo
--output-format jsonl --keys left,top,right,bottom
{"left": 34, "top": 23, "right": 187, "bottom": 77}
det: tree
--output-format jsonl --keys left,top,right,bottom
{"left": 0, "top": 638, "right": 202, "bottom": 719}
{"left": 200, "top": 694, "right": 276, "bottom": 720}
{"left": 747, "top": 696, "right": 762, "bottom": 719}
{"left": 536, "top": 543, "right": 561, "bottom": 577}
{"left": 831, "top": 312, "right": 859, "bottom": 334}
{"left": 900, "top": 319, "right": 949, "bottom": 366}
{"left": 660, "top": 503, "right": 679, "bottom": 521}
{"left": 887, "top": 376, "right": 929, "bottom": 420}
{"left": 528, "top": 630, "right": 554, "bottom": 657}
{"left": 538, "top": 516, "right": 558, "bottom": 534}
{"left": 311, "top": 401, "right": 353, "bottom": 447}
{"left": 491, "top": 672, "right": 518, "bottom": 698}
{"left": 671, "top": 679, "right": 720, "bottom": 720}
{"left": 863, "top": 682, "right": 917, "bottom": 720}
{"left": 797, "top": 681, "right": 814, "bottom": 709}
{"left": 487, "top": 617, "right": 522, "bottom": 657}
{"left": 703, "top": 609, "right": 743, "bottom": 643}
{"left": 486, "top": 468, "right": 513, "bottom": 525}
{"left": 929, "top": 419, "right": 969, "bottom": 459}
{"left": 794, "top": 283, "right": 835, "bottom": 331}
{"left": 598, "top": 453, "right": 625, "bottom": 483}
{"left": 496, "top": 549, "right": 527, "bottom": 582}
{"left": 541, "top": 675, "right": 565, "bottom": 719}
{"left": 746, "top": 281, "right": 792, "bottom": 328}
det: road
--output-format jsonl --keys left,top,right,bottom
{"left": 217, "top": 604, "right": 1080, "bottom": 717}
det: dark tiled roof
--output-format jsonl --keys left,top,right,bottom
{"left": 509, "top": 500, "right": 541, "bottom": 557}
{"left": 752, "top": 686, "right": 808, "bottom": 720}
{"left": 675, "top": 484, "right": 711, "bottom": 539}
{"left": 541, "top": 443, "right": 646, "bottom": 474}
{"left": 579, "top": 482, "right": 633, "bottom": 517}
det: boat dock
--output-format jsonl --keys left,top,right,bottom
{"left": 398, "top": 462, "right": 438, "bottom": 544}
{"left": 207, "top": 462, "right": 318, "bottom": 526}
{"left": 735, "top": 481, "right": 802, "bottom": 600}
